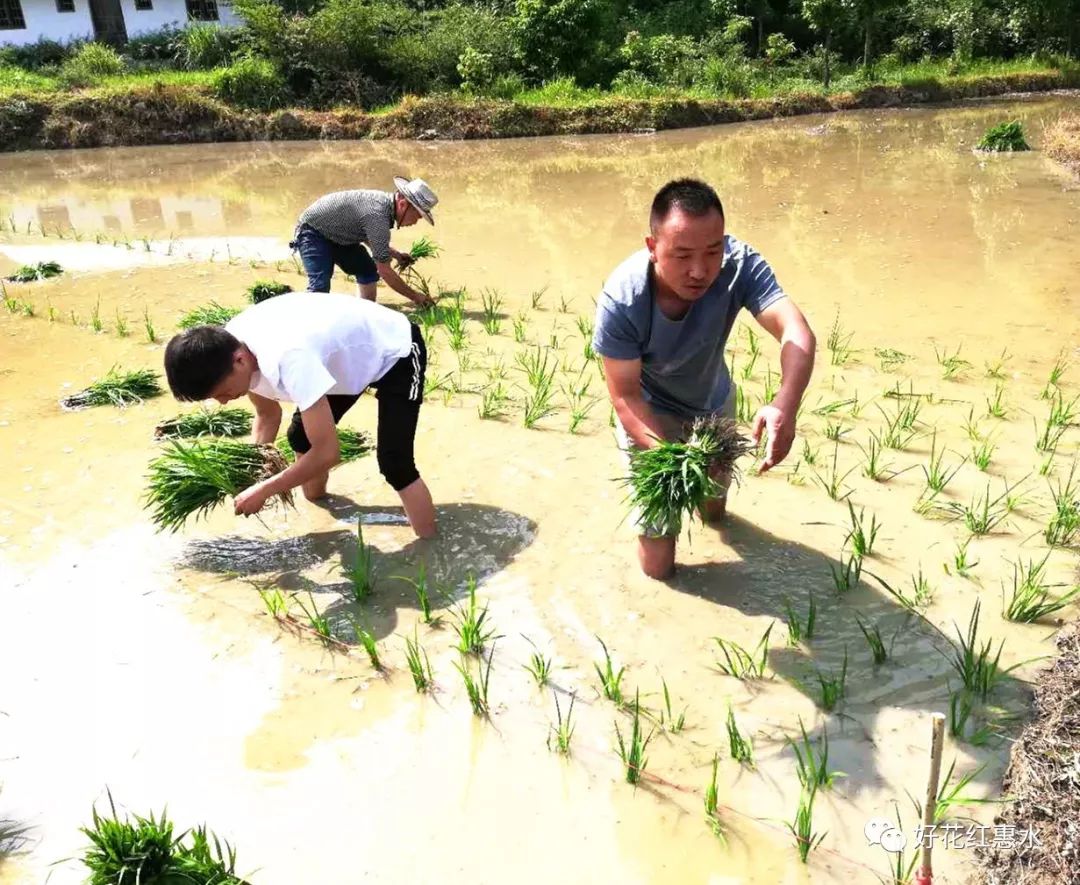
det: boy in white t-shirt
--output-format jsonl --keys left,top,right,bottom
{"left": 163, "top": 292, "right": 435, "bottom": 538}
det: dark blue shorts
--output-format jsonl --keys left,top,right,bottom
{"left": 290, "top": 223, "right": 379, "bottom": 291}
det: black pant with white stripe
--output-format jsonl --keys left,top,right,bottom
{"left": 286, "top": 323, "right": 427, "bottom": 491}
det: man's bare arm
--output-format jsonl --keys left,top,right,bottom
{"left": 248, "top": 391, "right": 282, "bottom": 445}
{"left": 257, "top": 397, "right": 340, "bottom": 497}
{"left": 602, "top": 356, "right": 669, "bottom": 449}
{"left": 375, "top": 261, "right": 430, "bottom": 305}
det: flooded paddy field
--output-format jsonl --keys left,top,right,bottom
{"left": 0, "top": 94, "right": 1078, "bottom": 884}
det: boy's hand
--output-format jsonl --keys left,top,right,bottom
{"left": 234, "top": 483, "right": 270, "bottom": 516}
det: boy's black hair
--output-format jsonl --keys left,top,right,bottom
{"left": 650, "top": 179, "right": 725, "bottom": 232}
{"left": 163, "top": 325, "right": 241, "bottom": 401}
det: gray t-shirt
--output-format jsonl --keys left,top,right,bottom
{"left": 592, "top": 235, "right": 786, "bottom": 418}
{"left": 298, "top": 189, "right": 395, "bottom": 262}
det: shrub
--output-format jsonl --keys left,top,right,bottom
{"left": 211, "top": 56, "right": 288, "bottom": 110}
{"left": 0, "top": 38, "right": 71, "bottom": 70}
{"left": 458, "top": 47, "right": 496, "bottom": 93}
{"left": 619, "top": 31, "right": 700, "bottom": 87}
{"left": 697, "top": 56, "right": 755, "bottom": 97}
{"left": 123, "top": 26, "right": 182, "bottom": 63}
{"left": 176, "top": 23, "right": 245, "bottom": 70}
{"left": 513, "top": 0, "right": 621, "bottom": 86}
{"left": 58, "top": 43, "right": 126, "bottom": 87}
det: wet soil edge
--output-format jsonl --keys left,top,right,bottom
{"left": 1045, "top": 112, "right": 1080, "bottom": 176}
{"left": 0, "top": 71, "right": 1078, "bottom": 152}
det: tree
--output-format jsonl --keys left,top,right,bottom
{"left": 843, "top": 0, "right": 901, "bottom": 69}
{"left": 802, "top": 0, "right": 845, "bottom": 87}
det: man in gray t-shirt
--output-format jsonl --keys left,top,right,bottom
{"left": 291, "top": 177, "right": 439, "bottom": 307}
{"left": 593, "top": 178, "right": 816, "bottom": 580}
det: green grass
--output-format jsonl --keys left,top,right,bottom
{"left": 154, "top": 407, "right": 252, "bottom": 439}
{"left": 143, "top": 439, "right": 293, "bottom": 531}
{"left": 713, "top": 623, "right": 773, "bottom": 679}
{"left": 61, "top": 367, "right": 162, "bottom": 410}
{"left": 78, "top": 791, "right": 247, "bottom": 885}
{"left": 615, "top": 690, "right": 654, "bottom": 784}
{"left": 177, "top": 301, "right": 242, "bottom": 329}
{"left": 976, "top": 120, "right": 1030, "bottom": 151}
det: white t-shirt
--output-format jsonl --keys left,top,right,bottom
{"left": 225, "top": 292, "right": 413, "bottom": 411}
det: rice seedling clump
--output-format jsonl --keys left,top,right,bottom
{"left": 6, "top": 261, "right": 62, "bottom": 282}
{"left": 144, "top": 439, "right": 294, "bottom": 532}
{"left": 275, "top": 427, "right": 373, "bottom": 464}
{"left": 154, "top": 407, "right": 253, "bottom": 439}
{"left": 245, "top": 280, "right": 292, "bottom": 304}
{"left": 61, "top": 367, "right": 163, "bottom": 410}
{"left": 177, "top": 302, "right": 242, "bottom": 329}
{"left": 976, "top": 121, "right": 1030, "bottom": 152}
{"left": 623, "top": 416, "right": 754, "bottom": 535}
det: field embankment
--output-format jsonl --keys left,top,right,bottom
{"left": 1044, "top": 112, "right": 1080, "bottom": 175}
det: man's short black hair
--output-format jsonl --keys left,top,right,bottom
{"left": 164, "top": 325, "right": 241, "bottom": 401}
{"left": 650, "top": 179, "right": 725, "bottom": 232}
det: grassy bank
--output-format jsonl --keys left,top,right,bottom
{"left": 0, "top": 61, "right": 1077, "bottom": 151}
{"left": 1045, "top": 112, "right": 1080, "bottom": 174}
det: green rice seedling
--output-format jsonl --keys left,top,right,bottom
{"left": 62, "top": 367, "right": 162, "bottom": 410}
{"left": 547, "top": 691, "right": 576, "bottom": 754}
{"left": 0, "top": 809, "right": 29, "bottom": 859}
{"left": 529, "top": 286, "right": 547, "bottom": 310}
{"left": 512, "top": 313, "right": 528, "bottom": 343}
{"left": 564, "top": 376, "right": 597, "bottom": 433}
{"left": 143, "top": 439, "right": 293, "bottom": 531}
{"left": 296, "top": 592, "right": 333, "bottom": 643}
{"left": 790, "top": 718, "right": 843, "bottom": 789}
{"left": 977, "top": 120, "right": 1029, "bottom": 151}
{"left": 922, "top": 432, "right": 964, "bottom": 494}
{"left": 943, "top": 483, "right": 1010, "bottom": 535}
{"left": 704, "top": 752, "right": 721, "bottom": 824}
{"left": 762, "top": 365, "right": 779, "bottom": 404}
{"left": 812, "top": 441, "right": 855, "bottom": 502}
{"left": 1047, "top": 390, "right": 1079, "bottom": 428}
{"left": 615, "top": 690, "right": 654, "bottom": 784}
{"left": 735, "top": 386, "right": 753, "bottom": 423}
{"left": 948, "top": 538, "right": 979, "bottom": 579}
{"left": 143, "top": 307, "right": 157, "bottom": 343}
{"left": 523, "top": 637, "right": 552, "bottom": 688}
{"left": 404, "top": 628, "right": 434, "bottom": 692}
{"left": 408, "top": 236, "right": 440, "bottom": 261}
{"left": 874, "top": 347, "right": 910, "bottom": 371}
{"left": 275, "top": 428, "right": 372, "bottom": 465}
{"left": 962, "top": 407, "right": 984, "bottom": 442}
{"left": 477, "top": 382, "right": 511, "bottom": 420}
{"left": 257, "top": 586, "right": 289, "bottom": 619}
{"left": 143, "top": 236, "right": 154, "bottom": 254}
{"left": 811, "top": 398, "right": 855, "bottom": 418}
{"left": 946, "top": 600, "right": 1023, "bottom": 700}
{"left": 844, "top": 501, "right": 880, "bottom": 558}
{"left": 744, "top": 324, "right": 762, "bottom": 358}
{"left": 660, "top": 676, "right": 686, "bottom": 733}
{"left": 984, "top": 347, "right": 1011, "bottom": 379}
{"left": 350, "top": 619, "right": 382, "bottom": 669}
{"left": 454, "top": 643, "right": 494, "bottom": 717}
{"left": 340, "top": 522, "right": 376, "bottom": 603}
{"left": 934, "top": 343, "right": 972, "bottom": 380}
{"left": 1045, "top": 462, "right": 1079, "bottom": 547}
{"left": 451, "top": 575, "right": 496, "bottom": 656}
{"left": 985, "top": 384, "right": 1007, "bottom": 419}
{"left": 908, "top": 565, "right": 935, "bottom": 608}
{"left": 826, "top": 314, "right": 854, "bottom": 366}
{"left": 829, "top": 551, "right": 862, "bottom": 593}
{"left": 824, "top": 421, "right": 849, "bottom": 444}
{"left": 623, "top": 415, "right": 754, "bottom": 535}
{"left": 1046, "top": 352, "right": 1068, "bottom": 388}
{"left": 246, "top": 280, "right": 291, "bottom": 304}
{"left": 523, "top": 379, "right": 557, "bottom": 428}
{"left": 739, "top": 349, "right": 759, "bottom": 381}
{"left": 858, "top": 431, "right": 900, "bottom": 482}
{"left": 154, "top": 407, "right": 252, "bottom": 439}
{"left": 713, "top": 623, "right": 773, "bottom": 679}
{"left": 559, "top": 294, "right": 572, "bottom": 313}
{"left": 594, "top": 635, "right": 626, "bottom": 703}
{"left": 1002, "top": 553, "right": 1080, "bottom": 622}
{"left": 971, "top": 439, "right": 996, "bottom": 472}
{"left": 933, "top": 758, "right": 994, "bottom": 823}
{"left": 177, "top": 301, "right": 242, "bottom": 329}
{"left": 948, "top": 689, "right": 974, "bottom": 740}
{"left": 788, "top": 783, "right": 827, "bottom": 863}
{"left": 424, "top": 370, "right": 454, "bottom": 397}
{"left": 801, "top": 439, "right": 819, "bottom": 467}
{"left": 480, "top": 288, "right": 502, "bottom": 335}
{"left": 855, "top": 615, "right": 888, "bottom": 664}
{"left": 575, "top": 315, "right": 594, "bottom": 344}
{"left": 69, "top": 309, "right": 79, "bottom": 325}
{"left": 784, "top": 592, "right": 817, "bottom": 645}
{"left": 91, "top": 297, "right": 104, "bottom": 332}
{"left": 1, "top": 287, "right": 17, "bottom": 314}
{"left": 878, "top": 402, "right": 920, "bottom": 451}
{"left": 725, "top": 704, "right": 754, "bottom": 766}
{"left": 395, "top": 562, "right": 437, "bottom": 625}
{"left": 814, "top": 649, "right": 848, "bottom": 711}
{"left": 1034, "top": 416, "right": 1067, "bottom": 454}
{"left": 515, "top": 345, "right": 555, "bottom": 390}
{"left": 78, "top": 793, "right": 246, "bottom": 885}
{"left": 46, "top": 300, "right": 56, "bottom": 322}
{"left": 6, "top": 261, "right": 62, "bottom": 282}
{"left": 19, "top": 299, "right": 35, "bottom": 317}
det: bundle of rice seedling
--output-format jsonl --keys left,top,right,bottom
{"left": 144, "top": 439, "right": 293, "bottom": 532}
{"left": 622, "top": 415, "right": 755, "bottom": 535}
{"left": 246, "top": 280, "right": 292, "bottom": 304}
{"left": 61, "top": 367, "right": 163, "bottom": 410}
{"left": 275, "top": 427, "right": 373, "bottom": 464}
{"left": 176, "top": 301, "right": 242, "bottom": 329}
{"left": 408, "top": 237, "right": 440, "bottom": 261}
{"left": 154, "top": 407, "right": 253, "bottom": 439}
{"left": 6, "top": 261, "right": 62, "bottom": 282}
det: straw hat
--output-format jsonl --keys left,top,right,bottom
{"left": 393, "top": 177, "right": 438, "bottom": 225}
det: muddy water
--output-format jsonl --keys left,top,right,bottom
{"left": 1, "top": 94, "right": 1079, "bottom": 885}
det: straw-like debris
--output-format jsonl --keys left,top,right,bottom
{"left": 154, "top": 407, "right": 253, "bottom": 439}
{"left": 60, "top": 367, "right": 163, "bottom": 410}
{"left": 144, "top": 439, "right": 294, "bottom": 532}
{"left": 973, "top": 624, "right": 1080, "bottom": 883}
{"left": 622, "top": 415, "right": 755, "bottom": 535}
{"left": 1045, "top": 112, "right": 1080, "bottom": 177}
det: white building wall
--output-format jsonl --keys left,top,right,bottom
{"left": 120, "top": 0, "right": 241, "bottom": 38}
{"left": 0, "top": 0, "right": 96, "bottom": 47}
